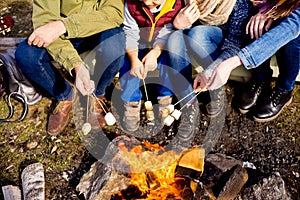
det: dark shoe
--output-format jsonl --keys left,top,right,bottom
{"left": 88, "top": 96, "right": 108, "bottom": 130}
{"left": 172, "top": 102, "right": 199, "bottom": 153}
{"left": 239, "top": 80, "right": 269, "bottom": 114}
{"left": 206, "top": 88, "right": 225, "bottom": 117}
{"left": 47, "top": 95, "right": 78, "bottom": 136}
{"left": 253, "top": 89, "right": 293, "bottom": 122}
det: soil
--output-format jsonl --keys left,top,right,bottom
{"left": 0, "top": 1, "right": 299, "bottom": 200}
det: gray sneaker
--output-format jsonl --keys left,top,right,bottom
{"left": 122, "top": 101, "right": 141, "bottom": 132}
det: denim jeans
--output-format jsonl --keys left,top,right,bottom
{"left": 166, "top": 26, "right": 224, "bottom": 103}
{"left": 238, "top": 7, "right": 300, "bottom": 91}
{"left": 119, "top": 49, "right": 173, "bottom": 102}
{"left": 15, "top": 27, "right": 125, "bottom": 101}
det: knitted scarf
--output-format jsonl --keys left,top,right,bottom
{"left": 185, "top": 0, "right": 237, "bottom": 25}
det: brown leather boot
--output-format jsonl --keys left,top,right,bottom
{"left": 88, "top": 96, "right": 107, "bottom": 130}
{"left": 47, "top": 95, "right": 78, "bottom": 136}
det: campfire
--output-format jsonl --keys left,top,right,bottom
{"left": 110, "top": 141, "right": 205, "bottom": 199}
{"left": 77, "top": 136, "right": 255, "bottom": 200}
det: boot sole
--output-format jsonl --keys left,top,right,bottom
{"left": 239, "top": 108, "right": 250, "bottom": 114}
{"left": 253, "top": 97, "right": 293, "bottom": 123}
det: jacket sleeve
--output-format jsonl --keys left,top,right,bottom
{"left": 238, "top": 6, "right": 300, "bottom": 69}
{"left": 32, "top": 0, "right": 124, "bottom": 74}
{"left": 204, "top": 0, "right": 253, "bottom": 76}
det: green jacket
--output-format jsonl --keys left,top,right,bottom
{"left": 32, "top": 0, "right": 124, "bottom": 74}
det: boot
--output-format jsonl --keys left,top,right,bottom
{"left": 88, "top": 96, "right": 107, "bottom": 130}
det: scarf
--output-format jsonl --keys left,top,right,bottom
{"left": 185, "top": 0, "right": 237, "bottom": 25}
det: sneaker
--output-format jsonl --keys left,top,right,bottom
{"left": 239, "top": 80, "right": 269, "bottom": 114}
{"left": 253, "top": 89, "right": 293, "bottom": 122}
{"left": 47, "top": 93, "right": 78, "bottom": 136}
{"left": 206, "top": 87, "right": 225, "bottom": 117}
{"left": 88, "top": 96, "right": 108, "bottom": 130}
{"left": 122, "top": 101, "right": 141, "bottom": 132}
{"left": 172, "top": 102, "right": 199, "bottom": 153}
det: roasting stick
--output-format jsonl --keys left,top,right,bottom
{"left": 82, "top": 95, "right": 92, "bottom": 135}
{"left": 91, "top": 93, "right": 116, "bottom": 126}
{"left": 164, "top": 88, "right": 206, "bottom": 126}
{"left": 142, "top": 78, "right": 154, "bottom": 121}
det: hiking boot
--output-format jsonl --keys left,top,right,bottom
{"left": 172, "top": 102, "right": 199, "bottom": 153}
{"left": 88, "top": 96, "right": 107, "bottom": 130}
{"left": 47, "top": 93, "right": 78, "bottom": 136}
{"left": 253, "top": 89, "right": 293, "bottom": 122}
{"left": 122, "top": 101, "right": 141, "bottom": 132}
{"left": 239, "top": 80, "right": 269, "bottom": 114}
{"left": 206, "top": 88, "right": 225, "bottom": 117}
{"left": 158, "top": 96, "right": 172, "bottom": 120}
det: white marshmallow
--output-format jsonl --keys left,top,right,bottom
{"left": 146, "top": 110, "right": 155, "bottom": 121}
{"left": 105, "top": 112, "right": 116, "bottom": 126}
{"left": 171, "top": 109, "right": 181, "bottom": 120}
{"left": 82, "top": 123, "right": 91, "bottom": 135}
{"left": 144, "top": 101, "right": 153, "bottom": 111}
{"left": 164, "top": 115, "right": 175, "bottom": 126}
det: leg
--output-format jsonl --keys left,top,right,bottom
{"left": 186, "top": 25, "right": 223, "bottom": 68}
{"left": 276, "top": 36, "right": 300, "bottom": 91}
{"left": 15, "top": 39, "right": 75, "bottom": 135}
{"left": 166, "top": 30, "right": 194, "bottom": 104}
{"left": 15, "top": 39, "right": 74, "bottom": 101}
{"left": 252, "top": 36, "right": 300, "bottom": 122}
{"left": 186, "top": 25, "right": 225, "bottom": 116}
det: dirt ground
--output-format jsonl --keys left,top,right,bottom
{"left": 0, "top": 1, "right": 299, "bottom": 200}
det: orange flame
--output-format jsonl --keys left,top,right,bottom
{"left": 117, "top": 142, "right": 187, "bottom": 199}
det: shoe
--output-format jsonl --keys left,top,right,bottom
{"left": 122, "top": 101, "right": 141, "bottom": 132}
{"left": 172, "top": 102, "right": 199, "bottom": 153}
{"left": 206, "top": 88, "right": 225, "bottom": 117}
{"left": 239, "top": 80, "right": 269, "bottom": 114}
{"left": 88, "top": 96, "right": 107, "bottom": 130}
{"left": 253, "top": 89, "right": 293, "bottom": 122}
{"left": 47, "top": 93, "right": 78, "bottom": 136}
{"left": 158, "top": 96, "right": 172, "bottom": 120}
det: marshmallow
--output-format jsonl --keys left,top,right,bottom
{"left": 105, "top": 112, "right": 116, "bottom": 126}
{"left": 144, "top": 101, "right": 153, "bottom": 111}
{"left": 164, "top": 115, "right": 175, "bottom": 126}
{"left": 161, "top": 104, "right": 175, "bottom": 118}
{"left": 82, "top": 123, "right": 91, "bottom": 135}
{"left": 146, "top": 110, "right": 155, "bottom": 121}
{"left": 171, "top": 109, "right": 181, "bottom": 120}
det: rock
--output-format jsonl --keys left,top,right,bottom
{"left": 238, "top": 172, "right": 291, "bottom": 200}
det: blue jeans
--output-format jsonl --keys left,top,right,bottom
{"left": 237, "top": 7, "right": 300, "bottom": 91}
{"left": 119, "top": 49, "right": 173, "bottom": 102}
{"left": 15, "top": 27, "right": 125, "bottom": 101}
{"left": 166, "top": 26, "right": 224, "bottom": 103}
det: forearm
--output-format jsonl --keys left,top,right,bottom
{"left": 238, "top": 7, "right": 300, "bottom": 69}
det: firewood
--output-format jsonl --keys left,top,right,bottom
{"left": 2, "top": 185, "right": 21, "bottom": 200}
{"left": 21, "top": 163, "right": 45, "bottom": 200}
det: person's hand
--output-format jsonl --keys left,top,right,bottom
{"left": 28, "top": 20, "right": 66, "bottom": 47}
{"left": 206, "top": 56, "right": 242, "bottom": 90}
{"left": 173, "top": 1, "right": 200, "bottom": 29}
{"left": 193, "top": 72, "right": 208, "bottom": 92}
{"left": 130, "top": 58, "right": 146, "bottom": 79}
{"left": 246, "top": 12, "right": 273, "bottom": 39}
{"left": 142, "top": 49, "right": 159, "bottom": 72}
{"left": 75, "top": 64, "right": 95, "bottom": 96}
